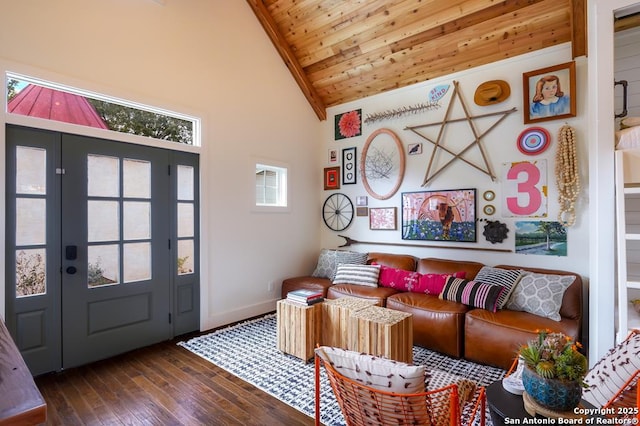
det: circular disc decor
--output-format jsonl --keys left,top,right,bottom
{"left": 322, "top": 193, "right": 354, "bottom": 231}
{"left": 517, "top": 127, "right": 551, "bottom": 156}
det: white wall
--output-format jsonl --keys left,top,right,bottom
{"left": 0, "top": 0, "right": 322, "bottom": 329}
{"left": 323, "top": 44, "right": 589, "bottom": 275}
{"left": 321, "top": 43, "right": 593, "bottom": 350}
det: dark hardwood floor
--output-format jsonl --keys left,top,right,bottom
{"left": 34, "top": 332, "right": 313, "bottom": 426}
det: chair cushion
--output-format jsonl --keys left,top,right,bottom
{"left": 582, "top": 331, "right": 640, "bottom": 408}
{"left": 315, "top": 346, "right": 425, "bottom": 394}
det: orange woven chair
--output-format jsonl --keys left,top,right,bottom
{"left": 314, "top": 350, "right": 486, "bottom": 426}
{"left": 593, "top": 329, "right": 640, "bottom": 423}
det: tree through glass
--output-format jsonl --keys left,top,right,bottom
{"left": 322, "top": 193, "right": 354, "bottom": 231}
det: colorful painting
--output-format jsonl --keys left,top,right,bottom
{"left": 515, "top": 221, "right": 567, "bottom": 256}
{"left": 369, "top": 207, "right": 397, "bottom": 230}
{"left": 334, "top": 109, "right": 362, "bottom": 140}
{"left": 401, "top": 189, "right": 476, "bottom": 242}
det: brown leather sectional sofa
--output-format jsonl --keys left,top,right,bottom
{"left": 281, "top": 252, "right": 583, "bottom": 370}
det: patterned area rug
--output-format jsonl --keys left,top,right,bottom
{"left": 178, "top": 314, "right": 506, "bottom": 425}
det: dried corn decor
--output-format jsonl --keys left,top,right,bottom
{"left": 556, "top": 124, "right": 580, "bottom": 227}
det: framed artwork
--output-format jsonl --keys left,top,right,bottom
{"left": 523, "top": 61, "right": 576, "bottom": 124}
{"left": 502, "top": 160, "right": 547, "bottom": 217}
{"left": 356, "top": 207, "right": 369, "bottom": 217}
{"left": 342, "top": 147, "right": 357, "bottom": 184}
{"left": 401, "top": 189, "right": 476, "bottom": 242}
{"left": 515, "top": 221, "right": 567, "bottom": 256}
{"left": 361, "top": 128, "right": 406, "bottom": 200}
{"left": 328, "top": 149, "right": 338, "bottom": 164}
{"left": 407, "top": 143, "right": 422, "bottom": 155}
{"left": 334, "top": 109, "right": 362, "bottom": 140}
{"left": 356, "top": 195, "right": 368, "bottom": 206}
{"left": 369, "top": 207, "right": 397, "bottom": 230}
{"left": 324, "top": 167, "right": 340, "bottom": 190}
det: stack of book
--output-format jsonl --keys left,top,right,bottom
{"left": 286, "top": 289, "right": 324, "bottom": 306}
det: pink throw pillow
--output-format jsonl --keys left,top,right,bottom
{"left": 415, "top": 271, "right": 466, "bottom": 295}
{"left": 377, "top": 265, "right": 421, "bottom": 292}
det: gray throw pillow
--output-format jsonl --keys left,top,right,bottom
{"left": 311, "top": 249, "right": 367, "bottom": 280}
{"left": 505, "top": 272, "right": 575, "bottom": 321}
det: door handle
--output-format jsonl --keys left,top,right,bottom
{"left": 66, "top": 266, "right": 77, "bottom": 275}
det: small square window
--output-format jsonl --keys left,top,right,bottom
{"left": 255, "top": 163, "right": 287, "bottom": 208}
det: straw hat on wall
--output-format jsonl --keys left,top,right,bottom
{"left": 474, "top": 80, "right": 511, "bottom": 106}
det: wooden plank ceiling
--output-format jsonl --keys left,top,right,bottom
{"left": 247, "top": 0, "right": 587, "bottom": 120}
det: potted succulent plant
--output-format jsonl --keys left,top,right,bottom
{"left": 518, "top": 329, "right": 588, "bottom": 412}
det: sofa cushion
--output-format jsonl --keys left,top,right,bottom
{"left": 505, "top": 272, "right": 575, "bottom": 321}
{"left": 415, "top": 271, "right": 466, "bottom": 295}
{"left": 440, "top": 276, "right": 504, "bottom": 312}
{"left": 377, "top": 265, "right": 421, "bottom": 291}
{"left": 474, "top": 266, "right": 523, "bottom": 309}
{"left": 327, "top": 284, "right": 398, "bottom": 306}
{"left": 281, "top": 276, "right": 332, "bottom": 299}
{"left": 333, "top": 264, "right": 380, "bottom": 287}
{"left": 417, "top": 258, "right": 484, "bottom": 280}
{"left": 312, "top": 249, "right": 367, "bottom": 280}
{"left": 387, "top": 292, "right": 468, "bottom": 358}
{"left": 367, "top": 252, "right": 417, "bottom": 271}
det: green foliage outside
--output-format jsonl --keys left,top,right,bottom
{"left": 87, "top": 99, "right": 193, "bottom": 145}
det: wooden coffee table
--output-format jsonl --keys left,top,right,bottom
{"left": 276, "top": 299, "right": 322, "bottom": 361}
{"left": 348, "top": 305, "right": 413, "bottom": 363}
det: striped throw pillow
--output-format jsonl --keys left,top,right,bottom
{"left": 439, "top": 276, "right": 504, "bottom": 312}
{"left": 333, "top": 264, "right": 380, "bottom": 287}
{"left": 474, "top": 266, "right": 523, "bottom": 309}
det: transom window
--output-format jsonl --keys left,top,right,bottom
{"left": 6, "top": 72, "right": 200, "bottom": 146}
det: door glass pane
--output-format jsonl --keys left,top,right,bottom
{"left": 16, "top": 198, "right": 46, "bottom": 245}
{"left": 124, "top": 201, "right": 150, "bottom": 240}
{"left": 16, "top": 146, "right": 46, "bottom": 194}
{"left": 15, "top": 249, "right": 46, "bottom": 297}
{"left": 177, "top": 203, "right": 194, "bottom": 238}
{"left": 123, "top": 159, "right": 151, "bottom": 199}
{"left": 123, "top": 243, "right": 151, "bottom": 283}
{"left": 177, "top": 165, "right": 194, "bottom": 201}
{"left": 88, "top": 155, "right": 119, "bottom": 197}
{"left": 88, "top": 245, "right": 119, "bottom": 287}
{"left": 177, "top": 239, "right": 194, "bottom": 275}
{"left": 88, "top": 201, "right": 119, "bottom": 242}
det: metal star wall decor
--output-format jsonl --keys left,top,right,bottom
{"left": 405, "top": 80, "right": 516, "bottom": 187}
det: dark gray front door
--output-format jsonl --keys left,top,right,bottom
{"left": 6, "top": 125, "right": 199, "bottom": 375}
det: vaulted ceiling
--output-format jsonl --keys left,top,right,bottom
{"left": 247, "top": 0, "right": 589, "bottom": 120}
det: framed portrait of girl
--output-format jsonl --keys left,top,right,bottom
{"left": 523, "top": 61, "right": 576, "bottom": 124}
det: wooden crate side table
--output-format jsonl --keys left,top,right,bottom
{"left": 276, "top": 299, "right": 322, "bottom": 361}
{"left": 348, "top": 306, "right": 413, "bottom": 363}
{"left": 322, "top": 297, "right": 377, "bottom": 349}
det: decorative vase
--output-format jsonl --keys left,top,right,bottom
{"left": 522, "top": 366, "right": 582, "bottom": 412}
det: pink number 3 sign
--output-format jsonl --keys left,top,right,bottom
{"left": 502, "top": 160, "right": 547, "bottom": 217}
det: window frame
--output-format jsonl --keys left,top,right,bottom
{"left": 253, "top": 159, "right": 289, "bottom": 212}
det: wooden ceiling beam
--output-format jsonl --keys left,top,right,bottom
{"left": 571, "top": 0, "right": 587, "bottom": 58}
{"left": 246, "top": 0, "right": 327, "bottom": 120}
